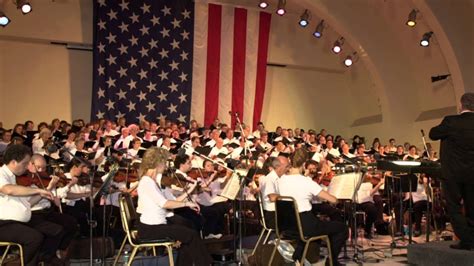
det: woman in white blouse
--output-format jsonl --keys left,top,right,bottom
{"left": 136, "top": 147, "right": 212, "bottom": 266}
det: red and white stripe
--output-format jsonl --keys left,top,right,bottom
{"left": 191, "top": 3, "right": 272, "bottom": 130}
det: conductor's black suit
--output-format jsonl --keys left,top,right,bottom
{"left": 430, "top": 111, "right": 474, "bottom": 247}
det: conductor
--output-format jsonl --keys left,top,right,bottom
{"left": 429, "top": 92, "right": 474, "bottom": 250}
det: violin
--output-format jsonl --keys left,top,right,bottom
{"left": 318, "top": 171, "right": 335, "bottom": 187}
{"left": 16, "top": 170, "right": 68, "bottom": 188}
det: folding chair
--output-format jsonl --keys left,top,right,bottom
{"left": 251, "top": 193, "right": 275, "bottom": 255}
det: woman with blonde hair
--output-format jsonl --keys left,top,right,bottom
{"left": 136, "top": 147, "right": 212, "bottom": 266}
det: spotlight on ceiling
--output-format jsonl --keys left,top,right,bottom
{"left": 313, "top": 19, "right": 324, "bottom": 38}
{"left": 0, "top": 11, "right": 10, "bottom": 27}
{"left": 258, "top": 1, "right": 268, "bottom": 9}
{"left": 406, "top": 9, "right": 417, "bottom": 27}
{"left": 276, "top": 0, "right": 286, "bottom": 16}
{"left": 420, "top": 31, "right": 433, "bottom": 47}
{"left": 17, "top": 0, "right": 32, "bottom": 15}
{"left": 344, "top": 52, "right": 357, "bottom": 67}
{"left": 332, "top": 37, "right": 344, "bottom": 54}
{"left": 299, "top": 9, "right": 310, "bottom": 27}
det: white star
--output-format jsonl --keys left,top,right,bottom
{"left": 148, "top": 58, "right": 158, "bottom": 69}
{"left": 168, "top": 82, "right": 178, "bottom": 92}
{"left": 128, "top": 57, "right": 137, "bottom": 67}
{"left": 97, "top": 0, "right": 106, "bottom": 7}
{"left": 106, "top": 54, "right": 117, "bottom": 65}
{"left": 179, "top": 72, "right": 188, "bottom": 82}
{"left": 106, "top": 77, "right": 116, "bottom": 88}
{"left": 162, "top": 6, "right": 171, "bottom": 16}
{"left": 148, "top": 39, "right": 158, "bottom": 49}
{"left": 177, "top": 114, "right": 186, "bottom": 123}
{"left": 158, "top": 70, "right": 169, "bottom": 81}
{"left": 96, "top": 110, "right": 105, "bottom": 119}
{"left": 130, "top": 13, "right": 139, "bottom": 23}
{"left": 137, "top": 91, "right": 147, "bottom": 102}
{"left": 116, "top": 66, "right": 127, "bottom": 77}
{"left": 139, "top": 25, "right": 150, "bottom": 36}
{"left": 115, "top": 111, "right": 125, "bottom": 119}
{"left": 130, "top": 35, "right": 138, "bottom": 46}
{"left": 126, "top": 101, "right": 136, "bottom": 112}
{"left": 171, "top": 18, "right": 181, "bottom": 29}
{"left": 146, "top": 82, "right": 157, "bottom": 92}
{"left": 182, "top": 9, "right": 191, "bottom": 19}
{"left": 127, "top": 79, "right": 137, "bottom": 90}
{"left": 117, "top": 44, "right": 128, "bottom": 55}
{"left": 116, "top": 89, "right": 127, "bottom": 100}
{"left": 137, "top": 113, "right": 147, "bottom": 122}
{"left": 180, "top": 30, "right": 190, "bottom": 40}
{"left": 105, "top": 99, "right": 115, "bottom": 110}
{"left": 97, "top": 42, "right": 106, "bottom": 53}
{"left": 118, "top": 22, "right": 129, "bottom": 33}
{"left": 107, "top": 9, "right": 117, "bottom": 21}
{"left": 146, "top": 101, "right": 156, "bottom": 112}
{"left": 157, "top": 91, "right": 168, "bottom": 102}
{"left": 158, "top": 48, "right": 169, "bottom": 59}
{"left": 119, "top": 0, "right": 129, "bottom": 11}
{"left": 141, "top": 3, "right": 151, "bottom": 14}
{"left": 180, "top": 51, "right": 189, "bottom": 61}
{"left": 97, "top": 19, "right": 106, "bottom": 30}
{"left": 158, "top": 113, "right": 167, "bottom": 121}
{"left": 139, "top": 46, "right": 149, "bottom": 57}
{"left": 168, "top": 103, "right": 177, "bottom": 114}
{"left": 138, "top": 69, "right": 148, "bottom": 80}
{"left": 97, "top": 87, "right": 105, "bottom": 98}
{"left": 169, "top": 60, "right": 179, "bottom": 71}
{"left": 178, "top": 93, "right": 187, "bottom": 103}
{"left": 150, "top": 15, "right": 160, "bottom": 26}
{"left": 97, "top": 65, "right": 105, "bottom": 75}
{"left": 160, "top": 27, "right": 170, "bottom": 38}
{"left": 170, "top": 39, "right": 180, "bottom": 50}
{"left": 106, "top": 32, "right": 116, "bottom": 44}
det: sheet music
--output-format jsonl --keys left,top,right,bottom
{"left": 219, "top": 173, "right": 241, "bottom": 200}
{"left": 328, "top": 172, "right": 362, "bottom": 200}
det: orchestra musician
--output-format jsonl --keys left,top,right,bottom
{"left": 0, "top": 144, "right": 55, "bottom": 265}
{"left": 429, "top": 92, "right": 474, "bottom": 250}
{"left": 276, "top": 148, "right": 348, "bottom": 266}
{"left": 136, "top": 147, "right": 212, "bottom": 266}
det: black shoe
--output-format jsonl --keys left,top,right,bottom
{"left": 449, "top": 242, "right": 474, "bottom": 251}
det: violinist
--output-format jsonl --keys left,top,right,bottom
{"left": 26, "top": 154, "right": 78, "bottom": 262}
{"left": 136, "top": 147, "right": 212, "bottom": 266}
{"left": 308, "top": 160, "right": 343, "bottom": 222}
{"left": 0, "top": 144, "right": 54, "bottom": 266}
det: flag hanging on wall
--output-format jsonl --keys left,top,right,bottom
{"left": 91, "top": 0, "right": 271, "bottom": 129}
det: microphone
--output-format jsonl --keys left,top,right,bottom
{"left": 421, "top": 129, "right": 425, "bottom": 137}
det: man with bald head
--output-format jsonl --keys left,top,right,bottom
{"left": 430, "top": 92, "right": 474, "bottom": 250}
{"left": 257, "top": 155, "right": 290, "bottom": 229}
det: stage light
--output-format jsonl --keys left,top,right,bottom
{"left": 406, "top": 9, "right": 417, "bottom": 27}
{"left": 299, "top": 9, "right": 310, "bottom": 27}
{"left": 17, "top": 0, "right": 32, "bottom": 15}
{"left": 313, "top": 20, "right": 324, "bottom": 38}
{"left": 258, "top": 1, "right": 268, "bottom": 9}
{"left": 276, "top": 0, "right": 286, "bottom": 16}
{"left": 332, "top": 37, "right": 344, "bottom": 54}
{"left": 0, "top": 11, "right": 10, "bottom": 27}
{"left": 343, "top": 52, "right": 357, "bottom": 67}
{"left": 420, "top": 31, "right": 433, "bottom": 47}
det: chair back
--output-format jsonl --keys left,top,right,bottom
{"left": 119, "top": 193, "right": 138, "bottom": 244}
{"left": 257, "top": 193, "right": 270, "bottom": 229}
{"left": 275, "top": 196, "right": 305, "bottom": 241}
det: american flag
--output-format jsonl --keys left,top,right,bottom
{"left": 92, "top": 0, "right": 271, "bottom": 129}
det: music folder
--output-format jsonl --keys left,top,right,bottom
{"left": 219, "top": 173, "right": 241, "bottom": 200}
{"left": 327, "top": 172, "right": 363, "bottom": 200}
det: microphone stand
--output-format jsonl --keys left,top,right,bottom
{"left": 420, "top": 130, "right": 435, "bottom": 243}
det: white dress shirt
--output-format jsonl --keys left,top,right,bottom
{"left": 277, "top": 173, "right": 323, "bottom": 213}
{"left": 64, "top": 173, "right": 91, "bottom": 206}
{"left": 137, "top": 174, "right": 169, "bottom": 225}
{"left": 0, "top": 165, "right": 32, "bottom": 222}
{"left": 258, "top": 170, "right": 279, "bottom": 211}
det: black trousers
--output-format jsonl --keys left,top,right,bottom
{"left": 137, "top": 222, "right": 213, "bottom": 266}
{"left": 312, "top": 203, "right": 344, "bottom": 222}
{"left": 173, "top": 207, "right": 203, "bottom": 232}
{"left": 373, "top": 195, "right": 385, "bottom": 225}
{"left": 200, "top": 202, "right": 230, "bottom": 235}
{"left": 32, "top": 209, "right": 78, "bottom": 250}
{"left": 263, "top": 210, "right": 275, "bottom": 229}
{"left": 0, "top": 220, "right": 43, "bottom": 266}
{"left": 394, "top": 199, "right": 429, "bottom": 232}
{"left": 357, "top": 202, "right": 378, "bottom": 234}
{"left": 295, "top": 212, "right": 348, "bottom": 264}
{"left": 26, "top": 215, "right": 65, "bottom": 261}
{"left": 442, "top": 180, "right": 474, "bottom": 244}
